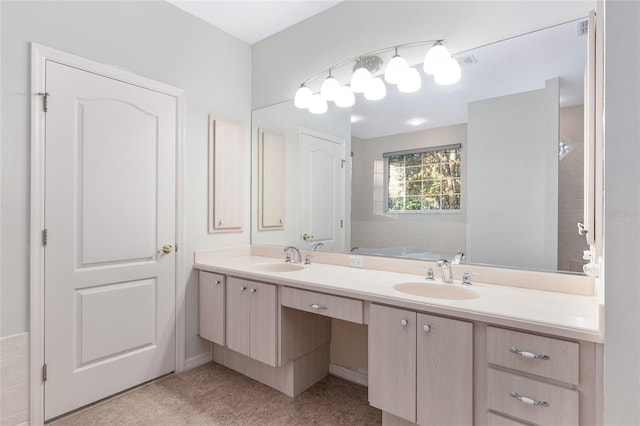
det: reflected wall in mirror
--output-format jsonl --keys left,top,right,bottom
{"left": 251, "top": 18, "right": 590, "bottom": 273}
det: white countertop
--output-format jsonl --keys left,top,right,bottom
{"left": 194, "top": 251, "right": 603, "bottom": 343}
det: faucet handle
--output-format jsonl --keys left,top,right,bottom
{"left": 283, "top": 247, "right": 292, "bottom": 263}
{"left": 304, "top": 254, "right": 313, "bottom": 265}
{"left": 462, "top": 271, "right": 479, "bottom": 285}
{"left": 423, "top": 267, "right": 434, "bottom": 280}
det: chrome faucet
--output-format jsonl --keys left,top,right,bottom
{"left": 310, "top": 242, "right": 324, "bottom": 252}
{"left": 283, "top": 246, "right": 302, "bottom": 264}
{"left": 437, "top": 259, "right": 453, "bottom": 283}
{"left": 451, "top": 251, "right": 465, "bottom": 265}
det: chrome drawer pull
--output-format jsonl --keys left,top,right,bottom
{"left": 309, "top": 303, "right": 328, "bottom": 310}
{"left": 510, "top": 346, "right": 550, "bottom": 360}
{"left": 510, "top": 391, "right": 549, "bottom": 407}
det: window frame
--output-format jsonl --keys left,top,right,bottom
{"left": 383, "top": 144, "right": 462, "bottom": 214}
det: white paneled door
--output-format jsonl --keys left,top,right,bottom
{"left": 44, "top": 61, "right": 177, "bottom": 420}
{"left": 299, "top": 130, "right": 346, "bottom": 251}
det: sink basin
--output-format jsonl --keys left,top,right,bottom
{"left": 250, "top": 262, "right": 305, "bottom": 273}
{"left": 393, "top": 282, "right": 479, "bottom": 300}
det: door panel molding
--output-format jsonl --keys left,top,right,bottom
{"left": 29, "top": 43, "right": 185, "bottom": 425}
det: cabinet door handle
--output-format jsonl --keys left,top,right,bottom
{"left": 309, "top": 303, "right": 328, "bottom": 310}
{"left": 510, "top": 346, "right": 550, "bottom": 360}
{"left": 400, "top": 319, "right": 408, "bottom": 326}
{"left": 251, "top": 288, "right": 257, "bottom": 293}
{"left": 240, "top": 286, "right": 247, "bottom": 291}
{"left": 510, "top": 392, "right": 549, "bottom": 407}
{"left": 423, "top": 324, "right": 431, "bottom": 332}
{"left": 215, "top": 280, "right": 221, "bottom": 285}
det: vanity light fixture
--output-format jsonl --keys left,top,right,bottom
{"left": 294, "top": 39, "right": 461, "bottom": 114}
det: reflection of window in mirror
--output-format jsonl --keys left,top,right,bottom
{"left": 384, "top": 145, "right": 462, "bottom": 213}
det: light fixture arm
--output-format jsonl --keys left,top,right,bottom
{"left": 299, "top": 39, "right": 445, "bottom": 86}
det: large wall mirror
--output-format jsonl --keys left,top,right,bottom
{"left": 251, "top": 15, "right": 592, "bottom": 274}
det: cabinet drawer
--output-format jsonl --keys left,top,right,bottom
{"left": 282, "top": 287, "right": 363, "bottom": 324}
{"left": 487, "top": 412, "right": 530, "bottom": 426}
{"left": 487, "top": 368, "right": 579, "bottom": 426}
{"left": 487, "top": 327, "right": 579, "bottom": 385}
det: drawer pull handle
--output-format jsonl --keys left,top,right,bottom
{"left": 309, "top": 303, "right": 328, "bottom": 310}
{"left": 240, "top": 286, "right": 247, "bottom": 292}
{"left": 510, "top": 392, "right": 549, "bottom": 407}
{"left": 215, "top": 280, "right": 221, "bottom": 285}
{"left": 400, "top": 319, "right": 408, "bottom": 326}
{"left": 510, "top": 346, "right": 550, "bottom": 360}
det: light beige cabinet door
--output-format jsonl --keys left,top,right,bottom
{"left": 416, "top": 313, "right": 473, "bottom": 426}
{"left": 209, "top": 117, "right": 244, "bottom": 233}
{"left": 249, "top": 281, "right": 278, "bottom": 366}
{"left": 226, "top": 277, "right": 277, "bottom": 366}
{"left": 226, "top": 277, "right": 251, "bottom": 357}
{"left": 369, "top": 304, "right": 417, "bottom": 423}
{"left": 198, "top": 271, "right": 225, "bottom": 345}
{"left": 258, "top": 130, "right": 285, "bottom": 230}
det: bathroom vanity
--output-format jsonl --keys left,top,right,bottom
{"left": 195, "top": 246, "right": 603, "bottom": 426}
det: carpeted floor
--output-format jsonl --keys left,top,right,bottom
{"left": 50, "top": 362, "right": 382, "bottom": 425}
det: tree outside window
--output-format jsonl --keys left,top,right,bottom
{"left": 386, "top": 145, "right": 461, "bottom": 212}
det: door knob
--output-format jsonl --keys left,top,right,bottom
{"left": 302, "top": 233, "right": 314, "bottom": 241}
{"left": 157, "top": 244, "right": 173, "bottom": 254}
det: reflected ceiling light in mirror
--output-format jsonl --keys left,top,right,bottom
{"left": 384, "top": 47, "right": 409, "bottom": 84}
{"left": 398, "top": 67, "right": 422, "bottom": 93}
{"left": 294, "top": 84, "right": 312, "bottom": 108}
{"left": 335, "top": 86, "right": 356, "bottom": 107}
{"left": 294, "top": 39, "right": 461, "bottom": 113}
{"left": 308, "top": 94, "right": 328, "bottom": 114}
{"left": 408, "top": 118, "right": 426, "bottom": 126}
{"left": 364, "top": 77, "right": 386, "bottom": 101}
{"left": 350, "top": 115, "right": 363, "bottom": 123}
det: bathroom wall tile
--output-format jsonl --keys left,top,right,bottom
{"left": 0, "top": 355, "right": 28, "bottom": 389}
{"left": 0, "top": 383, "right": 29, "bottom": 419}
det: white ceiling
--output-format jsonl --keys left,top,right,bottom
{"left": 167, "top": 0, "right": 343, "bottom": 45}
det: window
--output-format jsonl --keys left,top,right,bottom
{"left": 385, "top": 144, "right": 461, "bottom": 212}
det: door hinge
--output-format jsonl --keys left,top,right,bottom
{"left": 37, "top": 92, "right": 50, "bottom": 112}
{"left": 42, "top": 363, "right": 47, "bottom": 382}
{"left": 42, "top": 229, "right": 48, "bottom": 246}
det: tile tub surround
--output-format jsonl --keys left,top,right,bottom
{"left": 50, "top": 362, "right": 380, "bottom": 425}
{"left": 1, "top": 333, "right": 29, "bottom": 426}
{"left": 194, "top": 246, "right": 603, "bottom": 343}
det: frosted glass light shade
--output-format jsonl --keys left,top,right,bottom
{"left": 384, "top": 55, "right": 409, "bottom": 84}
{"left": 364, "top": 77, "right": 386, "bottom": 101}
{"left": 434, "top": 58, "right": 462, "bottom": 85}
{"left": 308, "top": 94, "right": 328, "bottom": 114}
{"left": 335, "top": 86, "right": 355, "bottom": 107}
{"left": 351, "top": 67, "right": 372, "bottom": 93}
{"left": 423, "top": 42, "right": 451, "bottom": 75}
{"left": 320, "top": 76, "right": 341, "bottom": 101}
{"left": 398, "top": 67, "right": 422, "bottom": 93}
{"left": 294, "top": 85, "right": 312, "bottom": 109}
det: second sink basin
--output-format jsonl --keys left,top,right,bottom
{"left": 393, "top": 282, "right": 479, "bottom": 300}
{"left": 250, "top": 262, "right": 305, "bottom": 273}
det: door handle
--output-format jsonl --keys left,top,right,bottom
{"left": 302, "top": 233, "right": 314, "bottom": 241}
{"left": 157, "top": 244, "right": 173, "bottom": 254}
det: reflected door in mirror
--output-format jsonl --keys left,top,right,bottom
{"left": 299, "top": 129, "right": 346, "bottom": 251}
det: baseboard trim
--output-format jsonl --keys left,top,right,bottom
{"left": 184, "top": 350, "right": 213, "bottom": 371}
{"left": 329, "top": 363, "right": 368, "bottom": 387}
